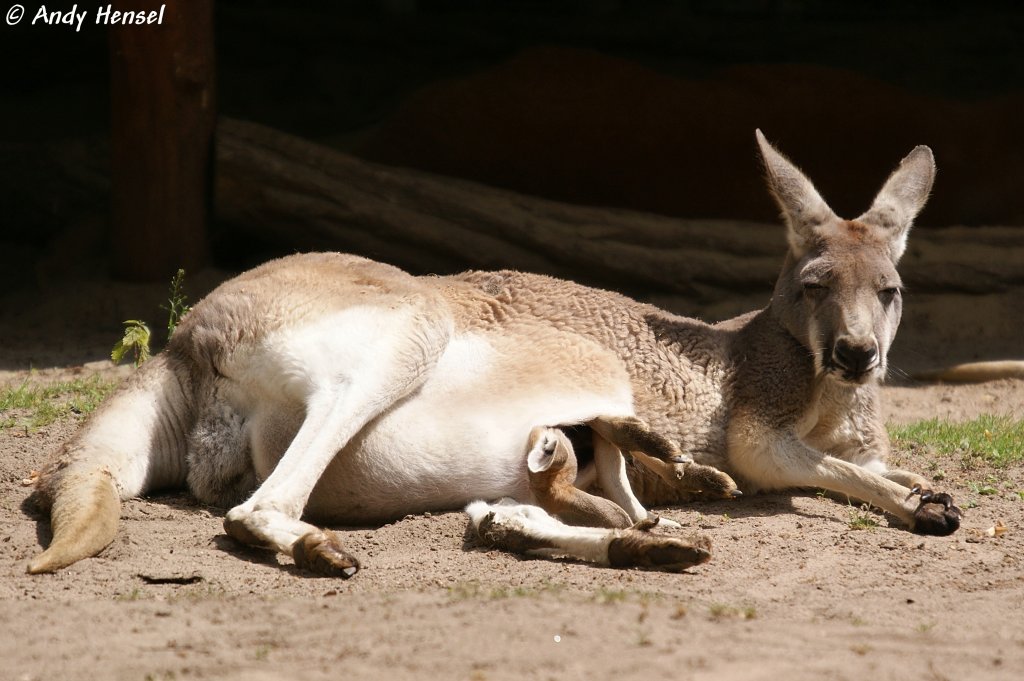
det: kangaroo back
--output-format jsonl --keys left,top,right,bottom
{"left": 28, "top": 354, "right": 193, "bottom": 573}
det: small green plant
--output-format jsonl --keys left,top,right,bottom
{"left": 889, "top": 416, "right": 1024, "bottom": 468}
{"left": 111, "top": 319, "right": 151, "bottom": 366}
{"left": 848, "top": 503, "right": 880, "bottom": 531}
{"left": 162, "top": 268, "right": 192, "bottom": 338}
{"left": 111, "top": 269, "right": 191, "bottom": 366}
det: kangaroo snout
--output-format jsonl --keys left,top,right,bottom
{"left": 831, "top": 337, "right": 879, "bottom": 378}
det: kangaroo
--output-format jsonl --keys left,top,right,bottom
{"left": 27, "top": 131, "right": 960, "bottom": 578}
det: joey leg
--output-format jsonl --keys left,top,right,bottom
{"left": 588, "top": 416, "right": 739, "bottom": 505}
{"left": 631, "top": 451, "right": 741, "bottom": 502}
{"left": 527, "top": 427, "right": 631, "bottom": 529}
{"left": 589, "top": 416, "right": 691, "bottom": 464}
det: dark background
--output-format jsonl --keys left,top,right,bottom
{"left": 2, "top": 0, "right": 1023, "bottom": 285}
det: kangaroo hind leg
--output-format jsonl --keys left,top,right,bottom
{"left": 223, "top": 309, "right": 448, "bottom": 578}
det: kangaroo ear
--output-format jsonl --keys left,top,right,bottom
{"left": 756, "top": 129, "right": 836, "bottom": 258}
{"left": 527, "top": 446, "right": 555, "bottom": 473}
{"left": 857, "top": 145, "right": 935, "bottom": 262}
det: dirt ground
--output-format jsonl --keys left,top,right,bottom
{"left": 1, "top": 274, "right": 1022, "bottom": 681}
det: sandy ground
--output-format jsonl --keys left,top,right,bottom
{"left": 1, "top": 276, "right": 1022, "bottom": 681}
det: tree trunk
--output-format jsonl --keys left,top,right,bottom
{"left": 109, "top": 0, "right": 215, "bottom": 281}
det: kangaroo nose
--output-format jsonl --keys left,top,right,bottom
{"left": 833, "top": 338, "right": 879, "bottom": 374}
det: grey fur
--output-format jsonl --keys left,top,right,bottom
{"left": 186, "top": 399, "right": 257, "bottom": 508}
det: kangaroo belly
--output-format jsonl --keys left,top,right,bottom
{"left": 248, "top": 332, "right": 634, "bottom": 523}
{"left": 307, "top": 389, "right": 631, "bottom": 522}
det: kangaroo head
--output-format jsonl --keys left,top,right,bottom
{"left": 756, "top": 130, "right": 935, "bottom": 385}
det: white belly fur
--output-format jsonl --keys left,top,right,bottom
{"left": 248, "top": 332, "right": 634, "bottom": 523}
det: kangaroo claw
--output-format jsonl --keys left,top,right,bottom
{"left": 908, "top": 486, "right": 963, "bottom": 536}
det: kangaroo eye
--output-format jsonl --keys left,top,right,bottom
{"left": 878, "top": 287, "right": 900, "bottom": 304}
{"left": 802, "top": 282, "right": 828, "bottom": 296}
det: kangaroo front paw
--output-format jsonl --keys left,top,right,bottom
{"left": 909, "top": 486, "right": 963, "bottom": 536}
{"left": 606, "top": 527, "right": 712, "bottom": 572}
{"left": 292, "top": 530, "right": 361, "bottom": 578}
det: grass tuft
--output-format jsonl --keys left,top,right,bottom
{"left": 0, "top": 374, "right": 119, "bottom": 430}
{"left": 888, "top": 415, "right": 1024, "bottom": 468}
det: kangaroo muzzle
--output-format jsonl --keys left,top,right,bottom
{"left": 830, "top": 336, "right": 880, "bottom": 381}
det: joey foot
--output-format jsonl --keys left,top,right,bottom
{"left": 292, "top": 530, "right": 361, "bottom": 578}
{"left": 675, "top": 461, "right": 742, "bottom": 500}
{"left": 908, "top": 486, "right": 962, "bottom": 536}
{"left": 607, "top": 517, "right": 712, "bottom": 572}
{"left": 627, "top": 457, "right": 741, "bottom": 507}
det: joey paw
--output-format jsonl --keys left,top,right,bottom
{"left": 909, "top": 486, "right": 963, "bottom": 536}
{"left": 292, "top": 530, "right": 361, "bottom": 578}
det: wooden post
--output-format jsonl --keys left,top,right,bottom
{"left": 109, "top": 0, "right": 214, "bottom": 281}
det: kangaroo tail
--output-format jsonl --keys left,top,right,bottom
{"left": 27, "top": 354, "right": 193, "bottom": 573}
{"left": 912, "top": 360, "right": 1024, "bottom": 384}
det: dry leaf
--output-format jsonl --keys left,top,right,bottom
{"left": 984, "top": 520, "right": 1008, "bottom": 538}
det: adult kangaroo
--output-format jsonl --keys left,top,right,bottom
{"left": 27, "top": 131, "right": 960, "bottom": 577}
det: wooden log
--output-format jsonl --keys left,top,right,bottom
{"left": 214, "top": 118, "right": 1024, "bottom": 301}
{"left": 13, "top": 117, "right": 1024, "bottom": 303}
{"left": 109, "top": 0, "right": 215, "bottom": 281}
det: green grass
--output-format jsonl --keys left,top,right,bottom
{"left": 0, "top": 374, "right": 119, "bottom": 430}
{"left": 888, "top": 415, "right": 1024, "bottom": 468}
{"left": 847, "top": 503, "right": 881, "bottom": 530}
